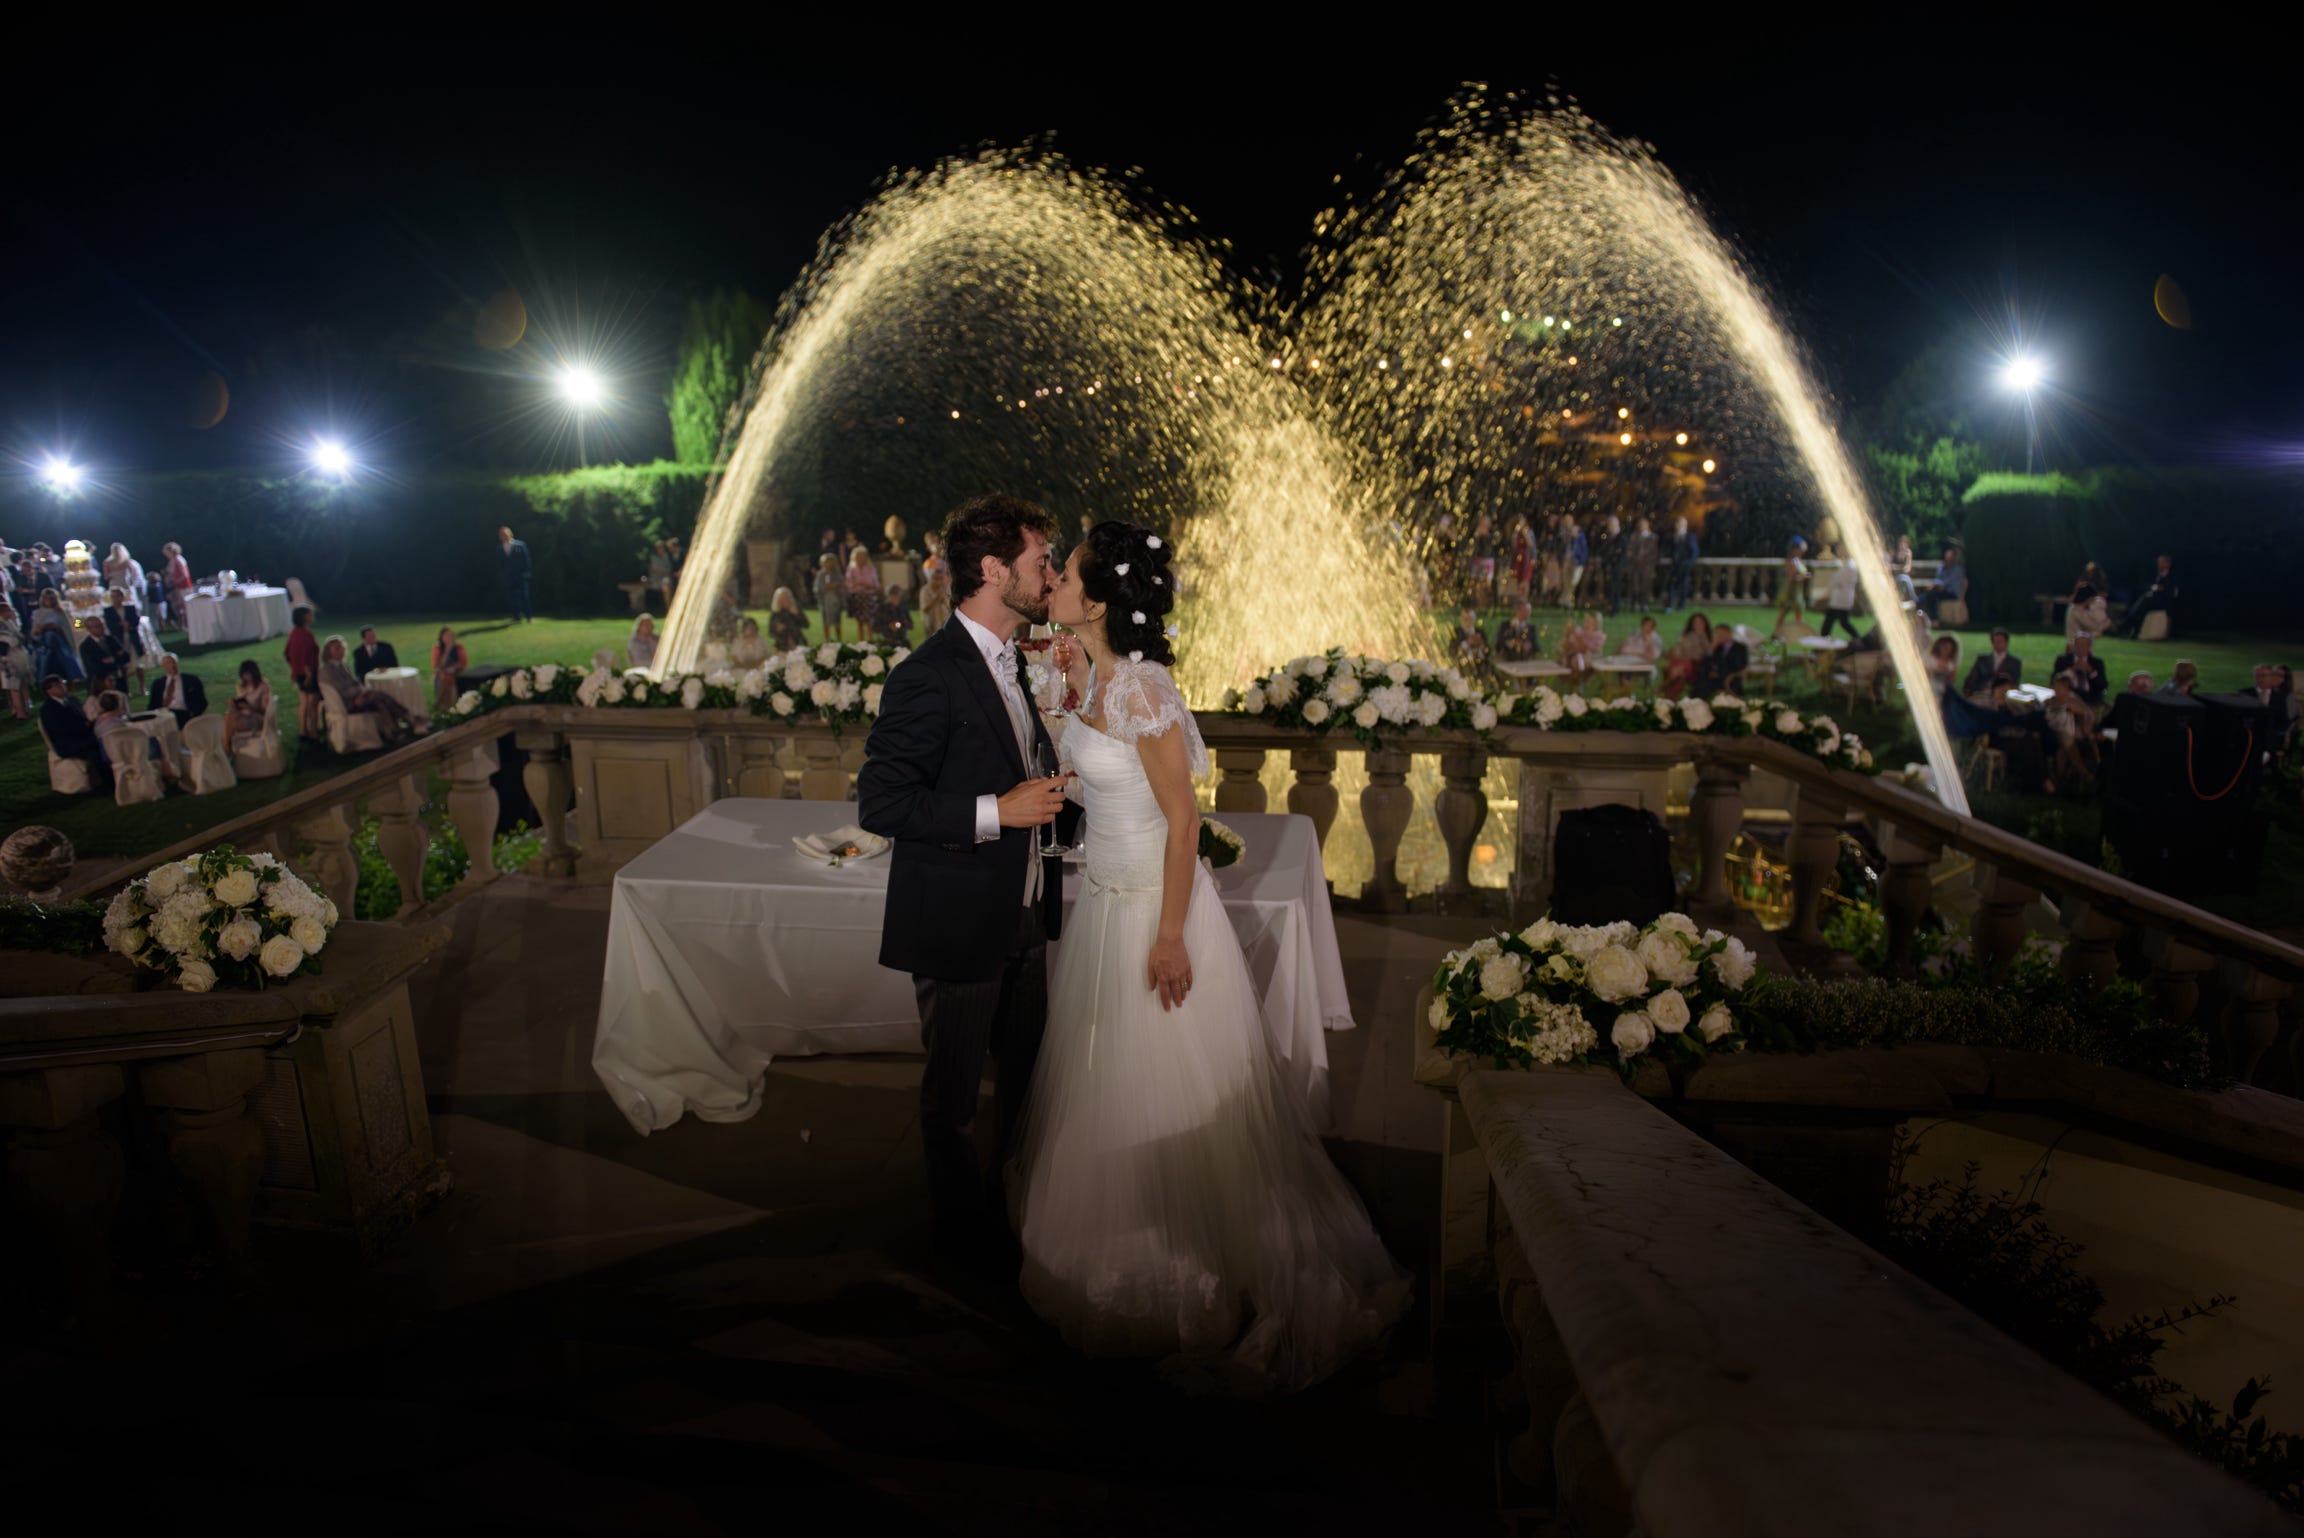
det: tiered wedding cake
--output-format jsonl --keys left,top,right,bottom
{"left": 60, "top": 540, "right": 105, "bottom": 623}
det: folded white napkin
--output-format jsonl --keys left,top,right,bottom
{"left": 790, "top": 824, "right": 890, "bottom": 867}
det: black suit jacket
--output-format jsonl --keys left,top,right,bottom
{"left": 2052, "top": 652, "right": 2107, "bottom": 706}
{"left": 354, "top": 641, "right": 399, "bottom": 679}
{"left": 40, "top": 695, "right": 101, "bottom": 760}
{"left": 1964, "top": 652, "right": 2023, "bottom": 696}
{"left": 858, "top": 616, "right": 1077, "bottom": 981}
{"left": 148, "top": 671, "right": 209, "bottom": 721}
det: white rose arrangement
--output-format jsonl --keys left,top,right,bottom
{"left": 1429, "top": 911, "right": 1762, "bottom": 1075}
{"left": 104, "top": 847, "right": 338, "bottom": 992}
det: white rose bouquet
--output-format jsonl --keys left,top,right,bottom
{"left": 1427, "top": 910, "right": 1760, "bottom": 1075}
{"left": 104, "top": 847, "right": 339, "bottom": 992}
{"left": 1221, "top": 649, "right": 1492, "bottom": 746}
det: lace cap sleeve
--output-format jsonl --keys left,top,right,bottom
{"left": 1097, "top": 660, "right": 1207, "bottom": 775}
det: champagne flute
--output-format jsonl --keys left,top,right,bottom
{"left": 1029, "top": 739, "right": 1066, "bottom": 855}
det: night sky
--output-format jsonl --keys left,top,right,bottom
{"left": 7, "top": 27, "right": 2298, "bottom": 479}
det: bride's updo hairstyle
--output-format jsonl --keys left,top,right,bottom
{"left": 1076, "top": 520, "right": 1177, "bottom": 667}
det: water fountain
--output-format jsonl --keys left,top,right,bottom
{"left": 661, "top": 93, "right": 1968, "bottom": 832}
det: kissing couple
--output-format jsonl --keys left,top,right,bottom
{"left": 858, "top": 493, "right": 1407, "bottom": 1393}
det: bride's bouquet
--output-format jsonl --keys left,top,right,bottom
{"left": 1198, "top": 817, "right": 1245, "bottom": 869}
{"left": 103, "top": 847, "right": 337, "bottom": 992}
{"left": 1428, "top": 912, "right": 1760, "bottom": 1074}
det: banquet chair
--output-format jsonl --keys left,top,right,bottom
{"left": 320, "top": 680, "right": 387, "bottom": 754}
{"left": 286, "top": 576, "right": 318, "bottom": 617}
{"left": 105, "top": 730, "right": 165, "bottom": 806}
{"left": 232, "top": 695, "right": 287, "bottom": 780}
{"left": 1832, "top": 651, "right": 1885, "bottom": 714}
{"left": 38, "top": 718, "right": 98, "bottom": 795}
{"left": 182, "top": 715, "right": 238, "bottom": 795}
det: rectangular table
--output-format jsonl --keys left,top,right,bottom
{"left": 594, "top": 800, "right": 1354, "bottom": 1136}
{"left": 184, "top": 587, "right": 292, "bottom": 646}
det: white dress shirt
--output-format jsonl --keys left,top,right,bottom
{"left": 955, "top": 609, "right": 1038, "bottom": 905}
{"left": 161, "top": 672, "right": 186, "bottom": 713}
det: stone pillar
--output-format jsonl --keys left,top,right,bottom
{"left": 514, "top": 729, "right": 578, "bottom": 876}
{"left": 369, "top": 774, "right": 428, "bottom": 914}
{"left": 1782, "top": 784, "right": 1846, "bottom": 947}
{"left": 1688, "top": 756, "right": 1751, "bottom": 920}
{"left": 1878, "top": 824, "right": 1941, "bottom": 978}
{"left": 1971, "top": 864, "right": 2042, "bottom": 979}
{"left": 1213, "top": 748, "right": 1269, "bottom": 814}
{"left": 444, "top": 738, "right": 501, "bottom": 888}
{"left": 2057, "top": 896, "right": 2124, "bottom": 995}
{"left": 138, "top": 1048, "right": 266, "bottom": 1282}
{"left": 1359, "top": 746, "right": 1414, "bottom": 912}
{"left": 0, "top": 1065, "right": 126, "bottom": 1309}
{"left": 796, "top": 735, "right": 849, "bottom": 801}
{"left": 1434, "top": 748, "right": 1490, "bottom": 901}
{"left": 1286, "top": 748, "right": 1340, "bottom": 851}
{"left": 2140, "top": 929, "right": 2214, "bottom": 1029}
{"left": 293, "top": 803, "right": 359, "bottom": 919}
{"left": 2217, "top": 959, "right": 2293, "bottom": 1086}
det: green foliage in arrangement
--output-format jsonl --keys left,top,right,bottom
{"left": 0, "top": 898, "right": 106, "bottom": 954}
{"left": 665, "top": 288, "right": 774, "bottom": 466}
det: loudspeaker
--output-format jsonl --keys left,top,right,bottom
{"left": 1551, "top": 803, "right": 1677, "bottom": 926}
{"left": 2103, "top": 691, "right": 2273, "bottom": 895}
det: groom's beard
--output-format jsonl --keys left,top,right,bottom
{"left": 1002, "top": 571, "right": 1050, "bottom": 626}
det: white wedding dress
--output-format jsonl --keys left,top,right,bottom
{"left": 1010, "top": 659, "right": 1409, "bottom": 1392}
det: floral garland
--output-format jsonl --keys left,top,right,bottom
{"left": 1428, "top": 913, "right": 1761, "bottom": 1073}
{"left": 1219, "top": 649, "right": 1874, "bottom": 772}
{"left": 442, "top": 643, "right": 913, "bottom": 731}
{"left": 1199, "top": 817, "right": 1245, "bottom": 869}
{"left": 102, "top": 848, "right": 338, "bottom": 992}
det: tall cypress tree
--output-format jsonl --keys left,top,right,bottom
{"left": 664, "top": 289, "right": 772, "bottom": 466}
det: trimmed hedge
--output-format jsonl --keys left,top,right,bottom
{"left": 2, "top": 462, "right": 714, "bottom": 618}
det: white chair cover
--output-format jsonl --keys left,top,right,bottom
{"left": 182, "top": 714, "right": 237, "bottom": 795}
{"left": 39, "top": 718, "right": 97, "bottom": 795}
{"left": 232, "top": 695, "right": 288, "bottom": 780}
{"left": 105, "top": 729, "right": 164, "bottom": 805}
{"left": 286, "top": 577, "right": 316, "bottom": 616}
{"left": 322, "top": 681, "right": 386, "bottom": 754}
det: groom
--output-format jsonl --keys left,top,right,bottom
{"left": 859, "top": 494, "right": 1077, "bottom": 1272}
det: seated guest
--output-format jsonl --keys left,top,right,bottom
{"left": 92, "top": 689, "right": 180, "bottom": 786}
{"left": 39, "top": 674, "right": 109, "bottom": 788}
{"left": 1693, "top": 621, "right": 1749, "bottom": 698}
{"left": 2044, "top": 670, "right": 2101, "bottom": 786}
{"left": 103, "top": 586, "right": 146, "bottom": 664}
{"left": 1621, "top": 613, "right": 1665, "bottom": 666}
{"left": 353, "top": 626, "right": 399, "bottom": 679}
{"left": 1927, "top": 634, "right": 1963, "bottom": 703}
{"left": 731, "top": 615, "right": 770, "bottom": 668}
{"left": 1451, "top": 606, "right": 1490, "bottom": 669}
{"left": 0, "top": 598, "right": 31, "bottom": 719}
{"left": 2156, "top": 659, "right": 2199, "bottom": 696}
{"left": 1662, "top": 612, "right": 1712, "bottom": 699}
{"left": 2064, "top": 582, "right": 2110, "bottom": 642}
{"left": 2126, "top": 669, "right": 2154, "bottom": 695}
{"left": 77, "top": 613, "right": 131, "bottom": 695}
{"left": 227, "top": 660, "right": 272, "bottom": 744}
{"left": 1848, "top": 620, "right": 1886, "bottom": 654}
{"left": 146, "top": 652, "right": 208, "bottom": 726}
{"left": 320, "top": 635, "right": 418, "bottom": 743}
{"left": 627, "top": 613, "right": 659, "bottom": 670}
{"left": 2112, "top": 553, "right": 2177, "bottom": 637}
{"left": 1494, "top": 600, "right": 1541, "bottom": 663}
{"left": 2051, "top": 633, "right": 2108, "bottom": 709}
{"left": 1916, "top": 545, "right": 1966, "bottom": 620}
{"left": 768, "top": 586, "right": 808, "bottom": 652}
{"left": 1560, "top": 609, "right": 1606, "bottom": 677}
{"left": 431, "top": 626, "right": 468, "bottom": 713}
{"left": 1962, "top": 628, "right": 2023, "bottom": 699}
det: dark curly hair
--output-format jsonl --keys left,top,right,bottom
{"left": 942, "top": 493, "right": 1056, "bottom": 605}
{"left": 1076, "top": 520, "right": 1177, "bottom": 667}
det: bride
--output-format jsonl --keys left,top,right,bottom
{"left": 1011, "top": 519, "right": 1409, "bottom": 1392}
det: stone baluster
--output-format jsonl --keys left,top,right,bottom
{"left": 1687, "top": 755, "right": 1750, "bottom": 919}
{"left": 0, "top": 1065, "right": 126, "bottom": 1310}
{"left": 514, "top": 729, "right": 579, "bottom": 876}
{"left": 1360, "top": 746, "right": 1414, "bottom": 912}
{"left": 1213, "top": 748, "right": 1269, "bottom": 814}
{"left": 137, "top": 1049, "right": 266, "bottom": 1282}
{"left": 2057, "top": 896, "right": 2125, "bottom": 995}
{"left": 724, "top": 731, "right": 789, "bottom": 803}
{"left": 795, "top": 735, "right": 848, "bottom": 801}
{"left": 1971, "top": 865, "right": 2042, "bottom": 979}
{"left": 1435, "top": 748, "right": 1490, "bottom": 902}
{"left": 368, "top": 774, "right": 428, "bottom": 914}
{"left": 1286, "top": 748, "right": 1340, "bottom": 851}
{"left": 2217, "top": 959, "right": 2293, "bottom": 1086}
{"left": 443, "top": 738, "right": 502, "bottom": 888}
{"left": 292, "top": 803, "right": 360, "bottom": 919}
{"left": 1782, "top": 784, "right": 1846, "bottom": 947}
{"left": 1877, "top": 823, "right": 1941, "bottom": 978}
{"left": 2139, "top": 929, "right": 2214, "bottom": 1030}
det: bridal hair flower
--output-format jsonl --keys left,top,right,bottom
{"left": 1145, "top": 535, "right": 1162, "bottom": 549}
{"left": 1152, "top": 576, "right": 1164, "bottom": 585}
{"left": 1164, "top": 623, "right": 1181, "bottom": 638}
{"left": 1128, "top": 649, "right": 1144, "bottom": 663}
{"left": 1114, "top": 562, "right": 1130, "bottom": 575}
{"left": 1131, "top": 610, "right": 1146, "bottom": 624}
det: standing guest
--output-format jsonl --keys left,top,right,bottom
{"left": 2246, "top": 663, "right": 2278, "bottom": 706}
{"left": 28, "top": 589, "right": 82, "bottom": 683}
{"left": 1890, "top": 535, "right": 1916, "bottom": 604}
{"left": 2126, "top": 670, "right": 2155, "bottom": 696}
{"left": 2156, "top": 659, "right": 2200, "bottom": 697}
{"left": 1596, "top": 514, "right": 1628, "bottom": 615}
{"left": 1494, "top": 600, "right": 1541, "bottom": 663}
{"left": 1819, "top": 557, "right": 1862, "bottom": 639}
{"left": 920, "top": 530, "right": 952, "bottom": 633}
{"left": 430, "top": 626, "right": 467, "bottom": 714}
{"left": 2113, "top": 554, "right": 2177, "bottom": 637}
{"left": 813, "top": 552, "right": 847, "bottom": 641}
{"left": 768, "top": 587, "right": 808, "bottom": 652}
{"left": 627, "top": 614, "right": 659, "bottom": 670}
{"left": 146, "top": 565, "right": 167, "bottom": 627}
{"left": 93, "top": 689, "right": 182, "bottom": 786}
{"left": 1468, "top": 513, "right": 1500, "bottom": 610}
{"left": 0, "top": 538, "right": 14, "bottom": 610}
{"left": 1962, "top": 628, "right": 2024, "bottom": 699}
{"left": 103, "top": 587, "right": 146, "bottom": 666}
{"left": 1627, "top": 517, "right": 1659, "bottom": 607}
{"left": 496, "top": 525, "right": 533, "bottom": 623}
{"left": 1452, "top": 606, "right": 1490, "bottom": 669}
{"left": 731, "top": 615, "right": 769, "bottom": 668}
{"left": 1622, "top": 613, "right": 1665, "bottom": 667}
{"left": 1916, "top": 546, "right": 1967, "bottom": 621}
{"left": 646, "top": 539, "right": 673, "bottom": 609}
{"left": 1565, "top": 517, "right": 1590, "bottom": 605}
{"left": 1771, "top": 535, "right": 1810, "bottom": 633}
{"left": 78, "top": 613, "right": 131, "bottom": 695}
{"left": 103, "top": 542, "right": 146, "bottom": 601}
{"left": 1560, "top": 609, "right": 1607, "bottom": 679}
{"left": 1662, "top": 612, "right": 1713, "bottom": 699}
{"left": 353, "top": 626, "right": 399, "bottom": 680}
{"left": 0, "top": 598, "right": 32, "bottom": 718}
{"left": 320, "top": 636, "right": 418, "bottom": 743}
{"left": 1508, "top": 518, "right": 1536, "bottom": 604}
{"left": 1694, "top": 621, "right": 1750, "bottom": 698}
{"left": 146, "top": 652, "right": 208, "bottom": 726}
{"left": 40, "top": 676, "right": 110, "bottom": 788}
{"left": 284, "top": 605, "right": 322, "bottom": 742}
{"left": 845, "top": 545, "right": 880, "bottom": 641}
{"left": 162, "top": 542, "right": 193, "bottom": 629}
{"left": 228, "top": 660, "right": 272, "bottom": 746}
{"left": 2052, "top": 633, "right": 2108, "bottom": 710}
{"left": 1665, "top": 515, "right": 1700, "bottom": 612}
{"left": 666, "top": 535, "right": 686, "bottom": 596}
{"left": 1538, "top": 515, "right": 1565, "bottom": 607}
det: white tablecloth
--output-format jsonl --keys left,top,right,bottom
{"left": 184, "top": 588, "right": 292, "bottom": 646}
{"left": 594, "top": 800, "right": 1354, "bottom": 1136}
{"left": 362, "top": 666, "right": 430, "bottom": 723}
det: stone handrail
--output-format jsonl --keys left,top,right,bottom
{"left": 1687, "top": 555, "right": 1937, "bottom": 608}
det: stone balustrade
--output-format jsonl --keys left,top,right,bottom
{"left": 1687, "top": 555, "right": 1939, "bottom": 608}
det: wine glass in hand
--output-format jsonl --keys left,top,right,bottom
{"left": 1029, "top": 740, "right": 1068, "bottom": 855}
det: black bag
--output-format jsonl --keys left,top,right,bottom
{"left": 1550, "top": 803, "right": 1677, "bottom": 926}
